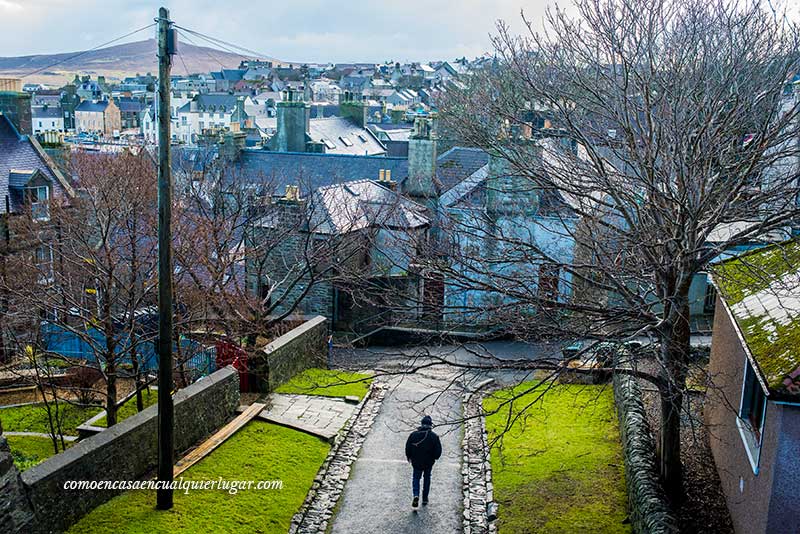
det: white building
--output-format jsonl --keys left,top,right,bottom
{"left": 32, "top": 104, "right": 65, "bottom": 134}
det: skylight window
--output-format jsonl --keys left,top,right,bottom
{"left": 339, "top": 136, "right": 354, "bottom": 147}
{"left": 357, "top": 134, "right": 368, "bottom": 143}
{"left": 323, "top": 139, "right": 337, "bottom": 150}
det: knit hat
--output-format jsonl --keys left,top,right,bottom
{"left": 421, "top": 415, "right": 433, "bottom": 426}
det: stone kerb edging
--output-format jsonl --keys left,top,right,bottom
{"left": 612, "top": 370, "right": 679, "bottom": 534}
{"left": 462, "top": 378, "right": 497, "bottom": 534}
{"left": 289, "top": 380, "right": 388, "bottom": 534}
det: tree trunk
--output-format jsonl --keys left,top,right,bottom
{"left": 658, "top": 296, "right": 691, "bottom": 505}
{"left": 106, "top": 361, "right": 117, "bottom": 427}
{"left": 132, "top": 342, "right": 143, "bottom": 412}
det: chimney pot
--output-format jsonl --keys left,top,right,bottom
{"left": 379, "top": 169, "right": 386, "bottom": 181}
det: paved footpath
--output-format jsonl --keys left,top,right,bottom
{"left": 330, "top": 370, "right": 463, "bottom": 534}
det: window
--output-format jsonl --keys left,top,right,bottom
{"left": 29, "top": 185, "right": 50, "bottom": 221}
{"left": 34, "top": 244, "right": 54, "bottom": 283}
{"left": 703, "top": 280, "right": 717, "bottom": 314}
{"left": 737, "top": 359, "right": 767, "bottom": 473}
{"left": 339, "top": 136, "right": 353, "bottom": 147}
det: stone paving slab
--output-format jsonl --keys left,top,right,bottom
{"left": 239, "top": 394, "right": 358, "bottom": 442}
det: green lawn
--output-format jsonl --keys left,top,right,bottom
{"left": 274, "top": 368, "right": 372, "bottom": 400}
{"left": 484, "top": 383, "right": 631, "bottom": 534}
{"left": 6, "top": 434, "right": 72, "bottom": 471}
{"left": 68, "top": 421, "right": 330, "bottom": 534}
{"left": 0, "top": 402, "right": 99, "bottom": 436}
{"left": 0, "top": 388, "right": 159, "bottom": 435}
{"left": 95, "top": 388, "right": 158, "bottom": 427}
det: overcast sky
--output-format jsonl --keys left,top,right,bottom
{"left": 0, "top": 0, "right": 565, "bottom": 63}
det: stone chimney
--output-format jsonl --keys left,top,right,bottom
{"left": 403, "top": 115, "right": 438, "bottom": 199}
{"left": 0, "top": 80, "right": 32, "bottom": 135}
{"left": 273, "top": 87, "right": 310, "bottom": 152}
{"left": 486, "top": 147, "right": 540, "bottom": 216}
{"left": 220, "top": 131, "right": 247, "bottom": 161}
{"left": 339, "top": 90, "right": 368, "bottom": 128}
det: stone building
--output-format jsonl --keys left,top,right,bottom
{"left": 75, "top": 98, "right": 121, "bottom": 137}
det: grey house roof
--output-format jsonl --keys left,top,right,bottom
{"left": 310, "top": 179, "right": 429, "bottom": 235}
{"left": 307, "top": 117, "right": 386, "bottom": 156}
{"left": 227, "top": 150, "right": 409, "bottom": 195}
{"left": 116, "top": 98, "right": 145, "bottom": 113}
{"left": 193, "top": 93, "right": 240, "bottom": 111}
{"left": 32, "top": 105, "right": 63, "bottom": 119}
{"left": 76, "top": 100, "right": 110, "bottom": 113}
{"left": 435, "top": 147, "right": 490, "bottom": 193}
{"left": 0, "top": 114, "right": 71, "bottom": 214}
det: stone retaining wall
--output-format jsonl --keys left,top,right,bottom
{"left": 612, "top": 372, "right": 679, "bottom": 534}
{"left": 462, "top": 379, "right": 498, "bottom": 534}
{"left": 12, "top": 366, "right": 240, "bottom": 534}
{"left": 257, "top": 315, "right": 328, "bottom": 392}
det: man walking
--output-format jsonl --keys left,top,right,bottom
{"left": 405, "top": 415, "right": 442, "bottom": 509}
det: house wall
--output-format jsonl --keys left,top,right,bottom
{"left": 442, "top": 207, "right": 576, "bottom": 326}
{"left": 32, "top": 116, "right": 64, "bottom": 134}
{"left": 103, "top": 102, "right": 121, "bottom": 136}
{"left": 765, "top": 405, "right": 800, "bottom": 534}
{"left": 705, "top": 295, "right": 781, "bottom": 534}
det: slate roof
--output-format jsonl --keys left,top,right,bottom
{"left": 32, "top": 105, "right": 63, "bottom": 119}
{"left": 0, "top": 113, "right": 69, "bottom": 214}
{"left": 115, "top": 98, "right": 145, "bottom": 113}
{"left": 193, "top": 93, "right": 240, "bottom": 111}
{"left": 435, "top": 147, "right": 490, "bottom": 194}
{"left": 226, "top": 150, "right": 409, "bottom": 195}
{"left": 713, "top": 240, "right": 800, "bottom": 398}
{"left": 307, "top": 117, "right": 386, "bottom": 156}
{"left": 309, "top": 179, "right": 429, "bottom": 235}
{"left": 211, "top": 69, "right": 246, "bottom": 81}
{"left": 76, "top": 100, "right": 110, "bottom": 113}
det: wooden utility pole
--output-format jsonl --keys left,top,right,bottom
{"left": 156, "top": 5, "right": 175, "bottom": 511}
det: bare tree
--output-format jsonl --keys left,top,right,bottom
{"left": 434, "top": 0, "right": 800, "bottom": 503}
{"left": 3, "top": 149, "right": 159, "bottom": 427}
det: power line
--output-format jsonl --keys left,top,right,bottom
{"left": 174, "top": 25, "right": 276, "bottom": 62}
{"left": 176, "top": 29, "right": 227, "bottom": 72}
{"left": 174, "top": 33, "right": 191, "bottom": 76}
{"left": 20, "top": 23, "right": 157, "bottom": 79}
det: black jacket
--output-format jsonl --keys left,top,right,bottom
{"left": 405, "top": 425, "right": 442, "bottom": 468}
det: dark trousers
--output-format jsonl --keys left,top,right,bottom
{"left": 412, "top": 465, "right": 432, "bottom": 500}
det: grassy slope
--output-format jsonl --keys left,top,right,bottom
{"left": 274, "top": 368, "right": 372, "bottom": 400}
{"left": 6, "top": 435, "right": 72, "bottom": 471}
{"left": 68, "top": 422, "right": 330, "bottom": 534}
{"left": 484, "top": 383, "right": 631, "bottom": 534}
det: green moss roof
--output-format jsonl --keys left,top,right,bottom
{"left": 713, "top": 239, "right": 800, "bottom": 396}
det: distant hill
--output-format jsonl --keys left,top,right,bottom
{"left": 0, "top": 39, "right": 282, "bottom": 85}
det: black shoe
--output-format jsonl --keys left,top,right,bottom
{"left": 412, "top": 496, "right": 419, "bottom": 508}
{"left": 422, "top": 499, "right": 429, "bottom": 506}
